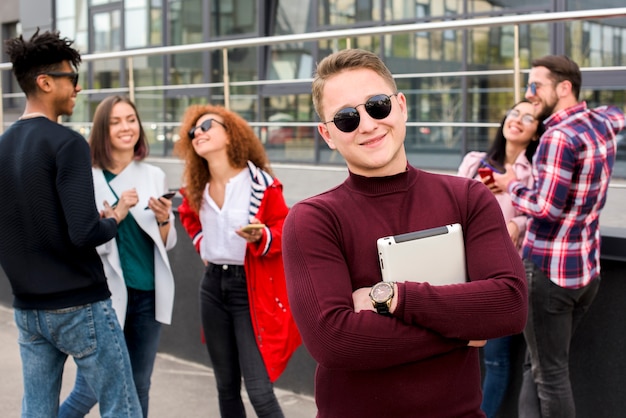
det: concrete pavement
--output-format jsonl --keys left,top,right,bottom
{"left": 0, "top": 305, "right": 317, "bottom": 418}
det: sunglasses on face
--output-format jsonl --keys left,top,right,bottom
{"left": 188, "top": 118, "right": 226, "bottom": 139}
{"left": 506, "top": 109, "right": 536, "bottom": 126}
{"left": 43, "top": 72, "right": 79, "bottom": 88}
{"left": 526, "top": 81, "right": 554, "bottom": 96}
{"left": 324, "top": 93, "right": 398, "bottom": 133}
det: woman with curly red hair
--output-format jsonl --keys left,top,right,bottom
{"left": 175, "top": 104, "right": 301, "bottom": 418}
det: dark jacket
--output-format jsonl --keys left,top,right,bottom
{"left": 0, "top": 117, "right": 117, "bottom": 309}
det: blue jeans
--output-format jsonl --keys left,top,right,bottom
{"left": 481, "top": 335, "right": 512, "bottom": 418}
{"left": 58, "top": 289, "right": 162, "bottom": 418}
{"left": 14, "top": 299, "right": 141, "bottom": 418}
{"left": 518, "top": 260, "right": 600, "bottom": 418}
{"left": 200, "top": 263, "right": 284, "bottom": 418}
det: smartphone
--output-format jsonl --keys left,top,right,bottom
{"left": 144, "top": 192, "right": 176, "bottom": 209}
{"left": 480, "top": 157, "right": 505, "bottom": 174}
{"left": 240, "top": 223, "right": 265, "bottom": 233}
{"left": 478, "top": 167, "right": 495, "bottom": 185}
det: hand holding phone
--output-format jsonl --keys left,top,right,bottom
{"left": 478, "top": 167, "right": 495, "bottom": 185}
{"left": 145, "top": 192, "right": 176, "bottom": 209}
{"left": 240, "top": 223, "right": 265, "bottom": 233}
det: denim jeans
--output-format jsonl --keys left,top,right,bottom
{"left": 481, "top": 335, "right": 512, "bottom": 418}
{"left": 518, "top": 260, "right": 600, "bottom": 418}
{"left": 200, "top": 263, "right": 284, "bottom": 418}
{"left": 58, "top": 289, "right": 162, "bottom": 418}
{"left": 14, "top": 299, "right": 141, "bottom": 418}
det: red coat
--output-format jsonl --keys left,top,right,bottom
{"left": 178, "top": 165, "right": 301, "bottom": 382}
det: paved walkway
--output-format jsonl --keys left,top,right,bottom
{"left": 0, "top": 306, "right": 317, "bottom": 418}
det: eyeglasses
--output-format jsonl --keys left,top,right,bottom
{"left": 526, "top": 81, "right": 554, "bottom": 96}
{"left": 323, "top": 93, "right": 398, "bottom": 133}
{"left": 42, "top": 72, "right": 79, "bottom": 88}
{"left": 506, "top": 109, "right": 536, "bottom": 126}
{"left": 188, "top": 118, "right": 226, "bottom": 139}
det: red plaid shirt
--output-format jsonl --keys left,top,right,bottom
{"left": 509, "top": 102, "right": 625, "bottom": 288}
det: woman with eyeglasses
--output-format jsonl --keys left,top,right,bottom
{"left": 174, "top": 104, "right": 301, "bottom": 418}
{"left": 58, "top": 96, "right": 177, "bottom": 418}
{"left": 457, "top": 99, "right": 545, "bottom": 418}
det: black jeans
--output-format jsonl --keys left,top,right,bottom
{"left": 518, "top": 260, "right": 600, "bottom": 418}
{"left": 200, "top": 263, "right": 284, "bottom": 418}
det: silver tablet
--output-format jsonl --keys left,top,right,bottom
{"left": 377, "top": 223, "right": 467, "bottom": 285}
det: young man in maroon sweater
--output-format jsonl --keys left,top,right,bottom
{"left": 282, "top": 48, "right": 528, "bottom": 418}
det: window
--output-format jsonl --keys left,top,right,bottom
{"left": 211, "top": 0, "right": 257, "bottom": 37}
{"left": 125, "top": 0, "right": 162, "bottom": 48}
{"left": 319, "top": 0, "right": 379, "bottom": 27}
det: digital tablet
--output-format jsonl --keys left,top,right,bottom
{"left": 376, "top": 223, "right": 467, "bottom": 285}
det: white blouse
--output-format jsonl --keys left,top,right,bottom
{"left": 199, "top": 168, "right": 251, "bottom": 265}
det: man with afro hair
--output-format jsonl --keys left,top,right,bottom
{"left": 0, "top": 29, "right": 142, "bottom": 417}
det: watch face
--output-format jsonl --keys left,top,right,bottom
{"left": 371, "top": 282, "right": 393, "bottom": 303}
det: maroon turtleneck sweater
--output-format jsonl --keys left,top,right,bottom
{"left": 283, "top": 165, "right": 527, "bottom": 418}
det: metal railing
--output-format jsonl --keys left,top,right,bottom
{"left": 2, "top": 7, "right": 626, "bottom": 135}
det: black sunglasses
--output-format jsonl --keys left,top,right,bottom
{"left": 188, "top": 118, "right": 226, "bottom": 139}
{"left": 324, "top": 93, "right": 398, "bottom": 133}
{"left": 43, "top": 72, "right": 79, "bottom": 88}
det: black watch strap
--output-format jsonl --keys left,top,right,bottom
{"left": 374, "top": 301, "right": 392, "bottom": 315}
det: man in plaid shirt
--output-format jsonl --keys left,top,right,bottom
{"left": 493, "top": 55, "right": 625, "bottom": 418}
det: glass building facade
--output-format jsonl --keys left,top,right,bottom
{"left": 2, "top": 0, "right": 625, "bottom": 174}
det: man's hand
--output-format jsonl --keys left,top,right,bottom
{"left": 352, "top": 283, "right": 398, "bottom": 314}
{"left": 352, "top": 287, "right": 375, "bottom": 313}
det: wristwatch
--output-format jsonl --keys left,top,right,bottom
{"left": 369, "top": 281, "right": 394, "bottom": 315}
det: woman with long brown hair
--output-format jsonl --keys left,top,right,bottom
{"left": 59, "top": 95, "right": 177, "bottom": 418}
{"left": 458, "top": 99, "right": 544, "bottom": 418}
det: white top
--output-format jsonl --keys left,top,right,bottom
{"left": 199, "top": 168, "right": 251, "bottom": 265}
